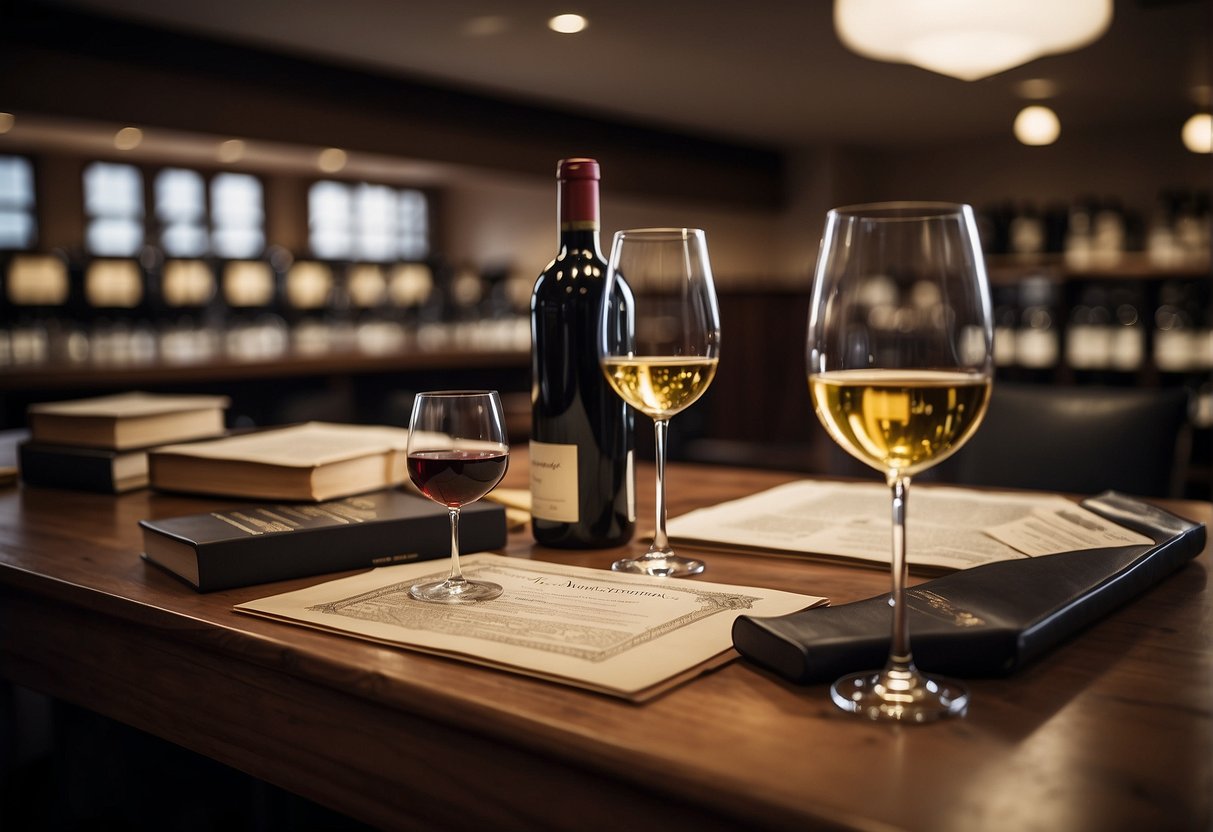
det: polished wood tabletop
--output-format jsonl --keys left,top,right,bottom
{"left": 0, "top": 440, "right": 1209, "bottom": 831}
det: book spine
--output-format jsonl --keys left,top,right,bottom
{"left": 18, "top": 443, "right": 126, "bottom": 493}
{"left": 182, "top": 503, "right": 506, "bottom": 591}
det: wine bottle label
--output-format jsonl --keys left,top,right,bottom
{"left": 529, "top": 440, "right": 579, "bottom": 522}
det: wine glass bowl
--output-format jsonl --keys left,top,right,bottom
{"left": 406, "top": 390, "right": 509, "bottom": 603}
{"left": 599, "top": 228, "right": 721, "bottom": 577}
{"left": 807, "top": 202, "right": 994, "bottom": 721}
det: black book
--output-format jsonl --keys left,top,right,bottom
{"left": 140, "top": 490, "right": 507, "bottom": 592}
{"left": 19, "top": 440, "right": 149, "bottom": 494}
{"left": 732, "top": 492, "right": 1206, "bottom": 682}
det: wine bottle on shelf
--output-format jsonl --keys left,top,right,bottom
{"left": 530, "top": 158, "right": 636, "bottom": 548}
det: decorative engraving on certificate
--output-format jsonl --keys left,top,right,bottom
{"left": 308, "top": 561, "right": 762, "bottom": 662}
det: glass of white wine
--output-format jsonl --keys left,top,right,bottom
{"left": 599, "top": 228, "right": 721, "bottom": 577}
{"left": 807, "top": 203, "right": 994, "bottom": 721}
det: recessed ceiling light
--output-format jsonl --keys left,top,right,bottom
{"left": 463, "top": 15, "right": 509, "bottom": 37}
{"left": 548, "top": 13, "right": 588, "bottom": 34}
{"left": 217, "top": 139, "right": 246, "bottom": 163}
{"left": 318, "top": 147, "right": 348, "bottom": 173}
{"left": 1014, "top": 106, "right": 1060, "bottom": 146}
{"left": 114, "top": 126, "right": 143, "bottom": 150}
{"left": 1182, "top": 113, "right": 1212, "bottom": 154}
{"left": 1014, "top": 78, "right": 1058, "bottom": 100}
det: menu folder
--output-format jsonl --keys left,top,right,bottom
{"left": 732, "top": 491, "right": 1207, "bottom": 683}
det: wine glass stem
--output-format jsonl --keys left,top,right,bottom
{"left": 888, "top": 476, "right": 913, "bottom": 672}
{"left": 446, "top": 506, "right": 467, "bottom": 586}
{"left": 651, "top": 418, "right": 671, "bottom": 554}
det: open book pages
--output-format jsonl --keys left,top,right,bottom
{"left": 666, "top": 481, "right": 1154, "bottom": 573}
{"left": 149, "top": 422, "right": 441, "bottom": 502}
{"left": 236, "top": 553, "right": 826, "bottom": 700}
{"left": 28, "top": 391, "right": 229, "bottom": 450}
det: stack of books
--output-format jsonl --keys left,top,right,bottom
{"left": 18, "top": 392, "right": 230, "bottom": 493}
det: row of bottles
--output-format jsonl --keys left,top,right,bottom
{"left": 993, "top": 275, "right": 1213, "bottom": 426}
{"left": 0, "top": 247, "right": 533, "bottom": 368}
{"left": 979, "top": 188, "right": 1210, "bottom": 268}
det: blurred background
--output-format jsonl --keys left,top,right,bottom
{"left": 0, "top": 0, "right": 1209, "bottom": 495}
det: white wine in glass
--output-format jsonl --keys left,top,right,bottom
{"left": 599, "top": 228, "right": 721, "bottom": 577}
{"left": 806, "top": 203, "right": 994, "bottom": 722}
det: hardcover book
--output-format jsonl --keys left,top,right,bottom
{"left": 18, "top": 441, "right": 150, "bottom": 493}
{"left": 148, "top": 422, "right": 425, "bottom": 501}
{"left": 140, "top": 489, "right": 507, "bottom": 592}
{"left": 28, "top": 391, "right": 229, "bottom": 450}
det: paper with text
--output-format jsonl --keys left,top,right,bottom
{"left": 666, "top": 481, "right": 1153, "bottom": 571}
{"left": 236, "top": 554, "right": 825, "bottom": 699}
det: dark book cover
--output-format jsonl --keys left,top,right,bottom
{"left": 19, "top": 440, "right": 149, "bottom": 494}
{"left": 140, "top": 489, "right": 508, "bottom": 592}
{"left": 732, "top": 492, "right": 1206, "bottom": 682}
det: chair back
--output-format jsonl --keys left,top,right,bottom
{"left": 936, "top": 383, "right": 1191, "bottom": 498}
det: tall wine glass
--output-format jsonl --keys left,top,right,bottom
{"left": 599, "top": 228, "right": 721, "bottom": 577}
{"left": 406, "top": 390, "right": 509, "bottom": 603}
{"left": 806, "top": 203, "right": 993, "bottom": 721}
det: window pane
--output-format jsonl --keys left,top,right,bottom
{"left": 308, "top": 181, "right": 352, "bottom": 259}
{"left": 0, "top": 210, "right": 35, "bottom": 249}
{"left": 211, "top": 173, "right": 263, "bottom": 224}
{"left": 398, "top": 189, "right": 429, "bottom": 259}
{"left": 0, "top": 156, "right": 34, "bottom": 208}
{"left": 213, "top": 226, "right": 265, "bottom": 259}
{"left": 156, "top": 168, "right": 205, "bottom": 222}
{"left": 211, "top": 173, "right": 263, "bottom": 258}
{"left": 162, "top": 222, "right": 209, "bottom": 257}
{"left": 87, "top": 217, "right": 143, "bottom": 256}
{"left": 84, "top": 162, "right": 143, "bottom": 217}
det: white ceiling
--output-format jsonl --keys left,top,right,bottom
{"left": 25, "top": 0, "right": 1213, "bottom": 148}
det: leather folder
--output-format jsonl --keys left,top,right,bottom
{"left": 732, "top": 492, "right": 1207, "bottom": 682}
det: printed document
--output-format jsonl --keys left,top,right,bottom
{"left": 236, "top": 554, "right": 825, "bottom": 699}
{"left": 666, "top": 481, "right": 1153, "bottom": 572}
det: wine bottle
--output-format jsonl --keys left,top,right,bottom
{"left": 530, "top": 158, "right": 635, "bottom": 547}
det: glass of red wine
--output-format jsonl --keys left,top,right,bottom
{"left": 406, "top": 390, "right": 510, "bottom": 603}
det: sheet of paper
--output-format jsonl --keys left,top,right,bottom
{"left": 236, "top": 554, "right": 825, "bottom": 699}
{"left": 666, "top": 480, "right": 1151, "bottom": 572}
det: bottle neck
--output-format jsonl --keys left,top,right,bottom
{"left": 558, "top": 178, "right": 603, "bottom": 257}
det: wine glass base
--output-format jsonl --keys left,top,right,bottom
{"left": 409, "top": 579, "right": 503, "bottom": 604}
{"left": 830, "top": 669, "right": 969, "bottom": 723}
{"left": 611, "top": 554, "right": 705, "bottom": 578}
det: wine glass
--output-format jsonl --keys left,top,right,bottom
{"left": 406, "top": 390, "right": 510, "bottom": 603}
{"left": 806, "top": 203, "right": 993, "bottom": 721}
{"left": 599, "top": 228, "right": 721, "bottom": 577}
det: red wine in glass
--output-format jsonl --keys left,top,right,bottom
{"left": 408, "top": 450, "right": 509, "bottom": 507}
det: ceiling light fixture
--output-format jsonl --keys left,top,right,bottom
{"left": 834, "top": 0, "right": 1113, "bottom": 81}
{"left": 548, "top": 14, "right": 588, "bottom": 35}
{"left": 1014, "top": 105, "right": 1060, "bottom": 146}
{"left": 217, "top": 139, "right": 246, "bottom": 163}
{"left": 317, "top": 147, "right": 348, "bottom": 173}
{"left": 1182, "top": 113, "right": 1212, "bottom": 154}
{"left": 114, "top": 126, "right": 143, "bottom": 150}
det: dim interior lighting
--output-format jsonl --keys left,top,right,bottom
{"left": 317, "top": 147, "right": 348, "bottom": 173}
{"left": 1182, "top": 113, "right": 1212, "bottom": 154}
{"left": 834, "top": 0, "right": 1113, "bottom": 81}
{"left": 0, "top": 113, "right": 14, "bottom": 134}
{"left": 463, "top": 15, "right": 509, "bottom": 36}
{"left": 1014, "top": 105, "right": 1060, "bottom": 146}
{"left": 114, "top": 126, "right": 143, "bottom": 150}
{"left": 217, "top": 139, "right": 246, "bottom": 163}
{"left": 548, "top": 13, "right": 588, "bottom": 34}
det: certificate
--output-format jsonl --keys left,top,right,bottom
{"left": 236, "top": 554, "right": 825, "bottom": 700}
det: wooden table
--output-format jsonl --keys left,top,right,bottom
{"left": 0, "top": 442, "right": 1209, "bottom": 831}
